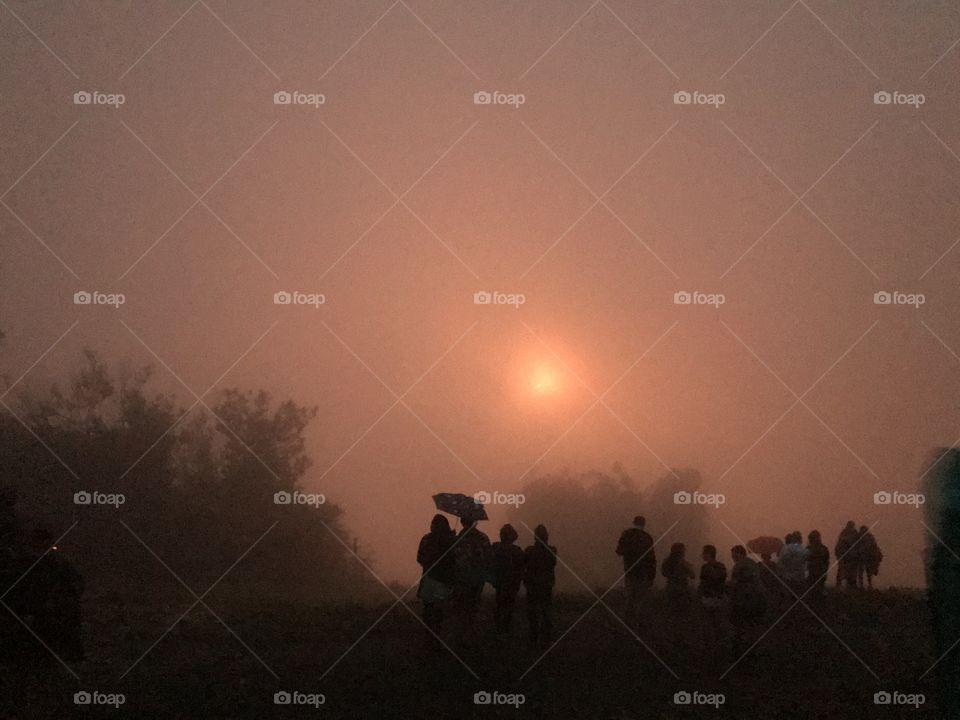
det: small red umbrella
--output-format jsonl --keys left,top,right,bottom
{"left": 747, "top": 536, "right": 784, "bottom": 556}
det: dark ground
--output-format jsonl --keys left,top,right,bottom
{"left": 2, "top": 588, "right": 942, "bottom": 719}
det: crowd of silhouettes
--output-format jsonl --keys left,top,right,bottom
{"left": 416, "top": 513, "right": 884, "bottom": 652}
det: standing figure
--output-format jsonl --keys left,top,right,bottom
{"left": 834, "top": 521, "right": 859, "bottom": 588}
{"left": 491, "top": 524, "right": 524, "bottom": 634}
{"left": 698, "top": 545, "right": 727, "bottom": 653}
{"left": 729, "top": 545, "right": 766, "bottom": 655}
{"left": 805, "top": 530, "right": 830, "bottom": 599}
{"left": 777, "top": 532, "right": 808, "bottom": 601}
{"left": 856, "top": 526, "right": 882, "bottom": 589}
{"left": 661, "top": 542, "right": 694, "bottom": 607}
{"left": 616, "top": 516, "right": 656, "bottom": 630}
{"left": 453, "top": 517, "right": 491, "bottom": 644}
{"left": 416, "top": 514, "right": 456, "bottom": 631}
{"left": 523, "top": 524, "right": 557, "bottom": 644}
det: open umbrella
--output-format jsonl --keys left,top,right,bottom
{"left": 747, "top": 536, "right": 784, "bottom": 556}
{"left": 432, "top": 493, "right": 488, "bottom": 521}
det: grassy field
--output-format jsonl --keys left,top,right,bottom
{"left": 3, "top": 587, "right": 941, "bottom": 718}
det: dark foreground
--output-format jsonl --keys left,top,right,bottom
{"left": 3, "top": 588, "right": 940, "bottom": 719}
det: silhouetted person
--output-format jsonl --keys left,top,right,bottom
{"left": 729, "top": 545, "right": 765, "bottom": 655}
{"left": 758, "top": 552, "right": 781, "bottom": 615}
{"left": 777, "top": 531, "right": 808, "bottom": 600}
{"left": 453, "top": 517, "right": 491, "bottom": 643}
{"left": 856, "top": 526, "right": 882, "bottom": 589}
{"left": 523, "top": 524, "right": 556, "bottom": 644}
{"left": 921, "top": 448, "right": 960, "bottom": 720}
{"left": 491, "top": 524, "right": 524, "bottom": 635}
{"left": 616, "top": 515, "right": 656, "bottom": 630}
{"left": 417, "top": 514, "right": 456, "bottom": 630}
{"left": 661, "top": 542, "right": 694, "bottom": 606}
{"left": 699, "top": 545, "right": 727, "bottom": 653}
{"left": 834, "top": 521, "right": 859, "bottom": 588}
{"left": 805, "top": 530, "right": 830, "bottom": 599}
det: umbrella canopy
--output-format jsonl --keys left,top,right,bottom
{"left": 747, "top": 536, "right": 784, "bottom": 556}
{"left": 432, "top": 493, "right": 488, "bottom": 521}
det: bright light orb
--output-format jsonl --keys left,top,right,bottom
{"left": 531, "top": 366, "right": 558, "bottom": 395}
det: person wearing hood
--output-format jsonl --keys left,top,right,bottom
{"left": 523, "top": 524, "right": 557, "bottom": 644}
{"left": 416, "top": 514, "right": 457, "bottom": 630}
{"left": 491, "top": 523, "right": 524, "bottom": 634}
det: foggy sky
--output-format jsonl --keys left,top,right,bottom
{"left": 3, "top": 0, "right": 960, "bottom": 586}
